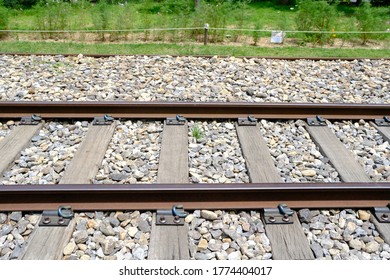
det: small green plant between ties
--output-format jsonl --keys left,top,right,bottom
{"left": 191, "top": 125, "right": 204, "bottom": 142}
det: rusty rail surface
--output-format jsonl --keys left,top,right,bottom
{"left": 1, "top": 101, "right": 389, "bottom": 211}
{"left": 1, "top": 183, "right": 389, "bottom": 211}
{"left": 0, "top": 102, "right": 389, "bottom": 120}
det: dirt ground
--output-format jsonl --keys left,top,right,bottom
{"left": 2, "top": 31, "right": 389, "bottom": 50}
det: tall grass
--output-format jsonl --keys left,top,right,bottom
{"left": 92, "top": 1, "right": 111, "bottom": 41}
{"left": 1, "top": 0, "right": 389, "bottom": 46}
{"left": 34, "top": 2, "right": 70, "bottom": 39}
{"left": 113, "top": 4, "right": 135, "bottom": 41}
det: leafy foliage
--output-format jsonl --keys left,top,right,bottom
{"left": 34, "top": 2, "right": 70, "bottom": 39}
{"left": 92, "top": 0, "right": 111, "bottom": 41}
{"left": 355, "top": 2, "right": 386, "bottom": 44}
{"left": 296, "top": 0, "right": 336, "bottom": 44}
{"left": 3, "top": 0, "right": 38, "bottom": 9}
{"left": 0, "top": 5, "right": 8, "bottom": 39}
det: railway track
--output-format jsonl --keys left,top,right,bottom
{"left": 0, "top": 101, "right": 389, "bottom": 261}
{"left": 0, "top": 45, "right": 390, "bottom": 262}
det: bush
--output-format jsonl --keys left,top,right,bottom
{"left": 355, "top": 2, "right": 385, "bottom": 44}
{"left": 0, "top": 6, "right": 8, "bottom": 39}
{"left": 92, "top": 0, "right": 112, "bottom": 41}
{"left": 3, "top": 0, "right": 39, "bottom": 9}
{"left": 35, "top": 2, "right": 70, "bottom": 39}
{"left": 296, "top": 0, "right": 336, "bottom": 44}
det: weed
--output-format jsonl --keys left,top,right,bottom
{"left": 355, "top": 2, "right": 385, "bottom": 44}
{"left": 50, "top": 61, "right": 72, "bottom": 73}
{"left": 252, "top": 22, "right": 261, "bottom": 46}
{"left": 34, "top": 2, "right": 70, "bottom": 40}
{"left": 92, "top": 0, "right": 111, "bottom": 41}
{"left": 191, "top": 125, "right": 204, "bottom": 141}
{"left": 295, "top": 0, "right": 336, "bottom": 45}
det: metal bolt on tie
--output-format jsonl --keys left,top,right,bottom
{"left": 268, "top": 216, "right": 276, "bottom": 223}
{"left": 159, "top": 216, "right": 167, "bottom": 224}
{"left": 58, "top": 217, "right": 65, "bottom": 225}
{"left": 174, "top": 216, "right": 181, "bottom": 224}
{"left": 156, "top": 205, "right": 187, "bottom": 225}
{"left": 282, "top": 214, "right": 290, "bottom": 222}
{"left": 382, "top": 214, "right": 389, "bottom": 221}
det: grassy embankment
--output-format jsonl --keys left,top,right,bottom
{"left": 0, "top": 1, "right": 389, "bottom": 57}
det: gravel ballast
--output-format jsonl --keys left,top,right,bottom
{"left": 327, "top": 120, "right": 390, "bottom": 182}
{"left": 63, "top": 211, "right": 152, "bottom": 260}
{"left": 188, "top": 121, "right": 249, "bottom": 183}
{"left": 93, "top": 121, "right": 163, "bottom": 184}
{"left": 0, "top": 121, "right": 88, "bottom": 185}
{"left": 0, "top": 55, "right": 388, "bottom": 103}
{"left": 259, "top": 120, "right": 341, "bottom": 183}
{"left": 187, "top": 210, "right": 272, "bottom": 260}
{"left": 0, "top": 212, "right": 40, "bottom": 260}
{"left": 299, "top": 209, "right": 390, "bottom": 260}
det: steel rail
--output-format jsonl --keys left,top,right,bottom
{"left": 1, "top": 52, "right": 388, "bottom": 61}
{"left": 0, "top": 102, "right": 389, "bottom": 120}
{"left": 0, "top": 183, "right": 389, "bottom": 211}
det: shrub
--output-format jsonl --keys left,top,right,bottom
{"left": 113, "top": 5, "right": 135, "bottom": 41}
{"left": 252, "top": 22, "right": 261, "bottom": 45}
{"left": 355, "top": 2, "right": 385, "bottom": 44}
{"left": 92, "top": 0, "right": 111, "bottom": 41}
{"left": 3, "top": 0, "right": 39, "bottom": 9}
{"left": 0, "top": 6, "right": 9, "bottom": 39}
{"left": 296, "top": 0, "right": 337, "bottom": 44}
{"left": 34, "top": 2, "right": 70, "bottom": 39}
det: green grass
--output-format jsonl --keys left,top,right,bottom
{"left": 1, "top": 1, "right": 389, "bottom": 49}
{"left": 191, "top": 125, "right": 204, "bottom": 141}
{"left": 4, "top": 1, "right": 389, "bottom": 33}
{"left": 245, "top": 2, "right": 297, "bottom": 30}
{"left": 0, "top": 41, "right": 389, "bottom": 58}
